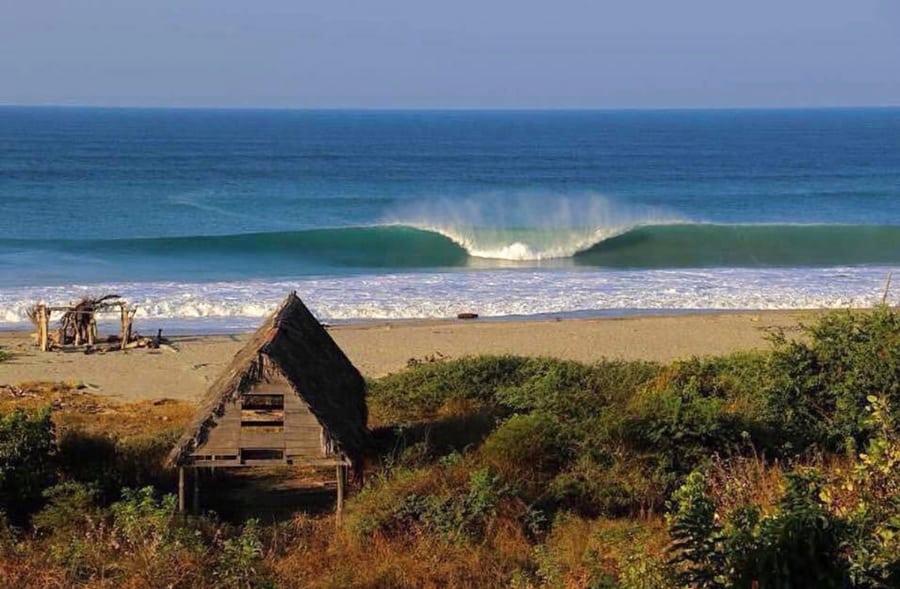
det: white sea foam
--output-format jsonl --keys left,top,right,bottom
{"left": 0, "top": 267, "right": 898, "bottom": 330}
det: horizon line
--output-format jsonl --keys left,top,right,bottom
{"left": 1, "top": 103, "right": 899, "bottom": 113}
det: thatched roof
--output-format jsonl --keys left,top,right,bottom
{"left": 166, "top": 292, "right": 368, "bottom": 468}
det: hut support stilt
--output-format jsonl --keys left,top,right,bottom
{"left": 335, "top": 464, "right": 345, "bottom": 525}
{"left": 178, "top": 467, "right": 186, "bottom": 513}
{"left": 192, "top": 469, "right": 200, "bottom": 514}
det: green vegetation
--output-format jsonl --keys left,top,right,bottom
{"left": 4, "top": 307, "right": 900, "bottom": 587}
{"left": 0, "top": 348, "right": 11, "bottom": 362}
{"left": 0, "top": 407, "right": 55, "bottom": 523}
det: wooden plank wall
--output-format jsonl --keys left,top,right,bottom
{"left": 190, "top": 373, "right": 335, "bottom": 464}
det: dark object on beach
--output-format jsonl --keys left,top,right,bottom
{"left": 150, "top": 329, "right": 163, "bottom": 349}
{"left": 457, "top": 312, "right": 479, "bottom": 320}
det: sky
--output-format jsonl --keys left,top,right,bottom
{"left": 1, "top": 0, "right": 898, "bottom": 109}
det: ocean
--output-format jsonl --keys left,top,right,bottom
{"left": 1, "top": 107, "right": 899, "bottom": 331}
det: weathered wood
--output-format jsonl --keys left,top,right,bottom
{"left": 34, "top": 297, "right": 135, "bottom": 351}
{"left": 240, "top": 431, "right": 289, "bottom": 446}
{"left": 185, "top": 456, "right": 346, "bottom": 468}
{"left": 336, "top": 464, "right": 345, "bottom": 525}
{"left": 120, "top": 305, "right": 127, "bottom": 347}
{"left": 39, "top": 305, "right": 49, "bottom": 352}
{"left": 192, "top": 469, "right": 200, "bottom": 513}
{"left": 178, "top": 467, "right": 186, "bottom": 512}
{"left": 121, "top": 307, "right": 136, "bottom": 351}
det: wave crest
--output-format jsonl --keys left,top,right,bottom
{"left": 413, "top": 225, "right": 633, "bottom": 260}
{"left": 385, "top": 192, "right": 680, "bottom": 261}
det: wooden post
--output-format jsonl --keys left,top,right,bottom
{"left": 192, "top": 469, "right": 200, "bottom": 514}
{"left": 335, "top": 464, "right": 345, "bottom": 525}
{"left": 38, "top": 305, "right": 49, "bottom": 352}
{"left": 178, "top": 467, "right": 186, "bottom": 513}
{"left": 120, "top": 305, "right": 126, "bottom": 347}
{"left": 121, "top": 307, "right": 135, "bottom": 351}
{"left": 74, "top": 312, "right": 82, "bottom": 347}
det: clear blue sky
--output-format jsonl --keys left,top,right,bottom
{"left": 1, "top": 0, "right": 898, "bottom": 109}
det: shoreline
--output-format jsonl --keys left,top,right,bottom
{"left": 0, "top": 309, "right": 825, "bottom": 402}
{"left": 0, "top": 305, "right": 837, "bottom": 336}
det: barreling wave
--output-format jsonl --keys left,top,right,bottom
{"left": 3, "top": 223, "right": 900, "bottom": 269}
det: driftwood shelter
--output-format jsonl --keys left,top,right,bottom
{"left": 166, "top": 292, "right": 369, "bottom": 515}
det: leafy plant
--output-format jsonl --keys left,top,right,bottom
{"left": 767, "top": 307, "right": 900, "bottom": 451}
{"left": 0, "top": 406, "right": 55, "bottom": 522}
{"left": 214, "top": 519, "right": 274, "bottom": 589}
{"left": 667, "top": 471, "right": 727, "bottom": 589}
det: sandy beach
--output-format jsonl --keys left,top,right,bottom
{"left": 0, "top": 310, "right": 820, "bottom": 402}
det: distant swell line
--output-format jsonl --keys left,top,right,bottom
{"left": 3, "top": 223, "right": 900, "bottom": 268}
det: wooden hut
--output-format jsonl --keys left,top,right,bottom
{"left": 166, "top": 292, "right": 368, "bottom": 514}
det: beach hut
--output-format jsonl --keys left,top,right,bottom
{"left": 166, "top": 292, "right": 368, "bottom": 515}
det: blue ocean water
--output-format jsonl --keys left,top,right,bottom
{"left": 1, "top": 107, "right": 899, "bottom": 328}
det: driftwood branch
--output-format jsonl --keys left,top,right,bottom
{"left": 30, "top": 294, "right": 164, "bottom": 352}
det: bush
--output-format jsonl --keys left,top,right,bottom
{"left": 832, "top": 396, "right": 900, "bottom": 587}
{"left": 32, "top": 481, "right": 100, "bottom": 533}
{"left": 213, "top": 519, "right": 273, "bottom": 589}
{"left": 482, "top": 413, "right": 570, "bottom": 485}
{"left": 767, "top": 307, "right": 900, "bottom": 451}
{"left": 349, "top": 463, "right": 513, "bottom": 543}
{"left": 0, "top": 407, "right": 55, "bottom": 522}
{"left": 369, "top": 356, "right": 533, "bottom": 422}
{"left": 369, "top": 355, "right": 659, "bottom": 425}
{"left": 668, "top": 469, "right": 848, "bottom": 589}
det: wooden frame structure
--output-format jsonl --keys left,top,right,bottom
{"left": 167, "top": 292, "right": 369, "bottom": 518}
{"left": 33, "top": 299, "right": 137, "bottom": 352}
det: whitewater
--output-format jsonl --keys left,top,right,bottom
{"left": 2, "top": 266, "right": 898, "bottom": 330}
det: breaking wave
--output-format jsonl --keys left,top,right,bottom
{"left": 4, "top": 223, "right": 900, "bottom": 269}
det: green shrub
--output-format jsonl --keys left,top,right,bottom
{"left": 744, "top": 472, "right": 847, "bottom": 588}
{"left": 836, "top": 396, "right": 900, "bottom": 587}
{"left": 482, "top": 412, "right": 570, "bottom": 484}
{"left": 626, "top": 385, "right": 746, "bottom": 475}
{"left": 214, "top": 519, "right": 273, "bottom": 589}
{"left": 32, "top": 481, "right": 100, "bottom": 533}
{"left": 492, "top": 359, "right": 659, "bottom": 419}
{"left": 618, "top": 552, "right": 675, "bottom": 589}
{"left": 767, "top": 307, "right": 900, "bottom": 451}
{"left": 0, "top": 406, "right": 56, "bottom": 522}
{"left": 549, "top": 454, "right": 675, "bottom": 518}
{"left": 370, "top": 355, "right": 659, "bottom": 424}
{"left": 667, "top": 471, "right": 727, "bottom": 589}
{"left": 667, "top": 469, "right": 848, "bottom": 589}
{"left": 349, "top": 464, "right": 510, "bottom": 543}
{"left": 369, "top": 355, "right": 534, "bottom": 422}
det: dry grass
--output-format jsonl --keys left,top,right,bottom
{"left": 0, "top": 381, "right": 194, "bottom": 436}
{"left": 523, "top": 514, "right": 670, "bottom": 588}
{"left": 704, "top": 453, "right": 788, "bottom": 520}
{"left": 273, "top": 513, "right": 533, "bottom": 589}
